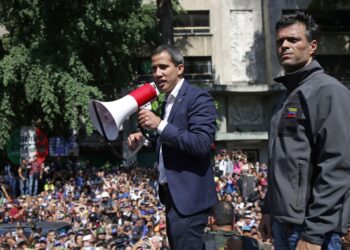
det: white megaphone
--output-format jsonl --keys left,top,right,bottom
{"left": 88, "top": 82, "right": 159, "bottom": 141}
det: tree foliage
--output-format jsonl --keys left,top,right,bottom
{"left": 156, "top": 0, "right": 183, "bottom": 45}
{"left": 157, "top": 0, "right": 174, "bottom": 45}
{"left": 0, "top": 0, "right": 159, "bottom": 149}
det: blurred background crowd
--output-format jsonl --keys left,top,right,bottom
{"left": 0, "top": 149, "right": 269, "bottom": 249}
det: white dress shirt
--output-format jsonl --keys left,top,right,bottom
{"left": 157, "top": 79, "right": 184, "bottom": 184}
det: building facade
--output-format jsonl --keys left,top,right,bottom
{"left": 173, "top": 0, "right": 350, "bottom": 163}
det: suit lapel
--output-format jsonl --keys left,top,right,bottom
{"left": 167, "top": 80, "right": 188, "bottom": 122}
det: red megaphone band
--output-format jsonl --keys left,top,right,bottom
{"left": 129, "top": 82, "right": 159, "bottom": 107}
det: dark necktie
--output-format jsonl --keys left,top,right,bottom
{"left": 160, "top": 99, "right": 167, "bottom": 119}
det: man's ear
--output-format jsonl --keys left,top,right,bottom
{"left": 310, "top": 40, "right": 317, "bottom": 57}
{"left": 177, "top": 64, "right": 184, "bottom": 76}
{"left": 208, "top": 215, "right": 215, "bottom": 225}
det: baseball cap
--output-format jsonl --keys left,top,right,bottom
{"left": 39, "top": 237, "right": 47, "bottom": 243}
{"left": 17, "top": 239, "right": 26, "bottom": 246}
{"left": 101, "top": 191, "right": 109, "bottom": 198}
{"left": 54, "top": 241, "right": 62, "bottom": 247}
{"left": 67, "top": 230, "right": 75, "bottom": 235}
{"left": 244, "top": 214, "right": 253, "bottom": 219}
{"left": 33, "top": 233, "right": 40, "bottom": 239}
{"left": 59, "top": 232, "right": 67, "bottom": 238}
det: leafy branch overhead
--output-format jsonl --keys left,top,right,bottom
{"left": 0, "top": 0, "right": 160, "bottom": 149}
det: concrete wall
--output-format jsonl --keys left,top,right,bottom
{"left": 175, "top": 36, "right": 212, "bottom": 56}
{"left": 178, "top": 0, "right": 267, "bottom": 86}
{"left": 170, "top": 0, "right": 350, "bottom": 164}
{"left": 176, "top": 0, "right": 275, "bottom": 164}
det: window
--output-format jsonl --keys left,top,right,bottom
{"left": 316, "top": 55, "right": 350, "bottom": 84}
{"left": 174, "top": 10, "right": 210, "bottom": 35}
{"left": 241, "top": 149, "right": 259, "bottom": 163}
{"left": 184, "top": 56, "right": 212, "bottom": 80}
{"left": 282, "top": 9, "right": 350, "bottom": 31}
{"left": 175, "top": 10, "right": 209, "bottom": 27}
{"left": 312, "top": 10, "right": 350, "bottom": 32}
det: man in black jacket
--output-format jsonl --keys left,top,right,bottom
{"left": 258, "top": 11, "right": 350, "bottom": 250}
{"left": 203, "top": 201, "right": 259, "bottom": 250}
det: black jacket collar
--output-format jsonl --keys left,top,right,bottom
{"left": 274, "top": 60, "right": 323, "bottom": 92}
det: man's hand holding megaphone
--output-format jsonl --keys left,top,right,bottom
{"left": 127, "top": 108, "right": 161, "bottom": 151}
{"left": 88, "top": 82, "right": 160, "bottom": 159}
{"left": 139, "top": 108, "right": 162, "bottom": 131}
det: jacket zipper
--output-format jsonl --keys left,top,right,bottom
{"left": 298, "top": 162, "right": 303, "bottom": 186}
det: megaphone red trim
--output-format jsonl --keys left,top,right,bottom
{"left": 88, "top": 82, "right": 159, "bottom": 160}
{"left": 129, "top": 82, "right": 159, "bottom": 106}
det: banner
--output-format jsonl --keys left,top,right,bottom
{"left": 49, "top": 136, "right": 79, "bottom": 157}
{"left": 49, "top": 137, "right": 66, "bottom": 156}
{"left": 6, "top": 127, "right": 48, "bottom": 165}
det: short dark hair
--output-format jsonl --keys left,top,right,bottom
{"left": 275, "top": 11, "right": 319, "bottom": 42}
{"left": 47, "top": 230, "right": 56, "bottom": 235}
{"left": 210, "top": 201, "right": 234, "bottom": 226}
{"left": 151, "top": 44, "right": 184, "bottom": 66}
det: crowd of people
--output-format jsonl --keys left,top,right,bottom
{"left": 0, "top": 148, "right": 268, "bottom": 250}
{"left": 213, "top": 149, "right": 269, "bottom": 244}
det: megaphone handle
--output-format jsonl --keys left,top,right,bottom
{"left": 92, "top": 100, "right": 126, "bottom": 161}
{"left": 139, "top": 127, "right": 157, "bottom": 142}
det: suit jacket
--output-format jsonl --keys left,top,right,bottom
{"left": 157, "top": 80, "right": 218, "bottom": 215}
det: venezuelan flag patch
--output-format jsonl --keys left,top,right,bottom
{"left": 287, "top": 107, "right": 297, "bottom": 118}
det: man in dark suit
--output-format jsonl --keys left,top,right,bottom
{"left": 128, "top": 44, "right": 218, "bottom": 249}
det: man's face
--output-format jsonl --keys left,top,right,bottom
{"left": 245, "top": 217, "right": 252, "bottom": 223}
{"left": 225, "top": 195, "right": 232, "bottom": 202}
{"left": 276, "top": 22, "right": 317, "bottom": 73}
{"left": 97, "top": 233, "right": 106, "bottom": 240}
{"left": 34, "top": 243, "right": 42, "bottom": 250}
{"left": 76, "top": 235, "right": 83, "bottom": 246}
{"left": 151, "top": 51, "right": 184, "bottom": 95}
{"left": 47, "top": 232, "right": 55, "bottom": 242}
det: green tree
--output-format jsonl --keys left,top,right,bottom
{"left": 156, "top": 0, "right": 183, "bottom": 45}
{"left": 0, "top": 0, "right": 159, "bottom": 149}
{"left": 157, "top": 0, "right": 174, "bottom": 45}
